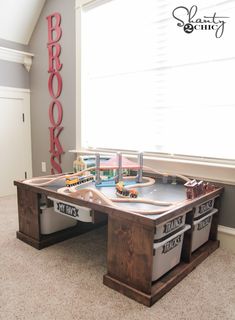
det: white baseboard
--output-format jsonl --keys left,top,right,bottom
{"left": 218, "top": 225, "right": 235, "bottom": 253}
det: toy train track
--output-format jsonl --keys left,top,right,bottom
{"left": 67, "top": 187, "right": 182, "bottom": 215}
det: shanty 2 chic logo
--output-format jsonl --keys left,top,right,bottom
{"left": 172, "top": 5, "right": 229, "bottom": 38}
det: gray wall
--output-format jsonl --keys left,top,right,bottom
{"left": 0, "top": 38, "right": 30, "bottom": 88}
{"left": 218, "top": 184, "right": 235, "bottom": 228}
{"left": 29, "top": 0, "right": 76, "bottom": 176}
{"left": 0, "top": 38, "right": 29, "bottom": 51}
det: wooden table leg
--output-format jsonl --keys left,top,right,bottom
{"left": 181, "top": 210, "right": 194, "bottom": 262}
{"left": 103, "top": 216, "right": 155, "bottom": 306}
{"left": 16, "top": 187, "right": 108, "bottom": 249}
{"left": 16, "top": 187, "right": 41, "bottom": 248}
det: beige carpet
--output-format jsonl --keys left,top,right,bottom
{"left": 0, "top": 195, "right": 235, "bottom": 320}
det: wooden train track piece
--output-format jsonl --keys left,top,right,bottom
{"left": 68, "top": 187, "right": 185, "bottom": 215}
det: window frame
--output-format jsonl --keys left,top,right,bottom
{"left": 75, "top": 0, "right": 235, "bottom": 184}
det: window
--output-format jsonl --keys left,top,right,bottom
{"left": 80, "top": 0, "right": 235, "bottom": 162}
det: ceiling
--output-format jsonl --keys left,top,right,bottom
{"left": 0, "top": 0, "right": 46, "bottom": 45}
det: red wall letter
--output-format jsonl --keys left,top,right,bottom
{"left": 50, "top": 154, "right": 62, "bottom": 174}
{"left": 47, "top": 43, "right": 62, "bottom": 72}
{"left": 47, "top": 12, "right": 63, "bottom": 174}
{"left": 48, "top": 72, "right": 63, "bottom": 99}
{"left": 49, "top": 100, "right": 63, "bottom": 126}
{"left": 49, "top": 126, "right": 64, "bottom": 155}
{"left": 46, "top": 13, "right": 62, "bottom": 44}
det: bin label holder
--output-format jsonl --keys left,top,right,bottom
{"left": 48, "top": 197, "right": 93, "bottom": 223}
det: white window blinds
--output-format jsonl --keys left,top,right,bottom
{"left": 81, "top": 0, "right": 235, "bottom": 161}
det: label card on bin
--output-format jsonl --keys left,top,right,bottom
{"left": 49, "top": 197, "right": 93, "bottom": 223}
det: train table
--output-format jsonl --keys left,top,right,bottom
{"left": 14, "top": 153, "right": 223, "bottom": 307}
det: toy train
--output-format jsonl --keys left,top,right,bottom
{"left": 116, "top": 181, "right": 138, "bottom": 198}
{"left": 65, "top": 174, "right": 94, "bottom": 187}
